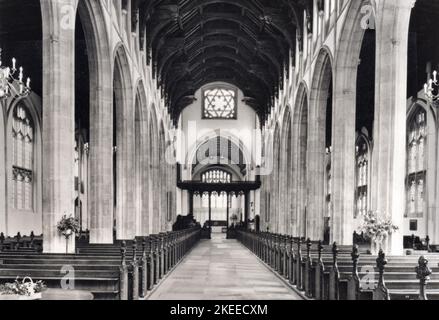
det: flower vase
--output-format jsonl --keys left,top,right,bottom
{"left": 63, "top": 229, "right": 72, "bottom": 254}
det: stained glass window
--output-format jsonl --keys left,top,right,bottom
{"left": 202, "top": 192, "right": 209, "bottom": 208}
{"left": 406, "top": 109, "right": 427, "bottom": 218}
{"left": 11, "top": 104, "right": 34, "bottom": 211}
{"left": 201, "top": 169, "right": 231, "bottom": 183}
{"left": 202, "top": 87, "right": 237, "bottom": 119}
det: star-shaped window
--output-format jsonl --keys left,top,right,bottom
{"left": 202, "top": 87, "right": 237, "bottom": 119}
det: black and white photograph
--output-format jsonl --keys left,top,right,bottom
{"left": 0, "top": 0, "right": 438, "bottom": 311}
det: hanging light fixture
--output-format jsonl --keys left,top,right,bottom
{"left": 0, "top": 48, "right": 31, "bottom": 100}
{"left": 424, "top": 70, "right": 439, "bottom": 106}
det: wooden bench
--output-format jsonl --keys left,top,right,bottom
{"left": 0, "top": 226, "right": 202, "bottom": 300}
{"left": 236, "top": 229, "right": 439, "bottom": 300}
{"left": 0, "top": 232, "right": 43, "bottom": 252}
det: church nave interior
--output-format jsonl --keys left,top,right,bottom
{"left": 0, "top": 0, "right": 439, "bottom": 302}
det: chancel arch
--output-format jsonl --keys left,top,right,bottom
{"left": 188, "top": 133, "right": 251, "bottom": 181}
{"left": 189, "top": 136, "right": 249, "bottom": 232}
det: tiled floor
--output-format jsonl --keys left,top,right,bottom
{"left": 148, "top": 234, "right": 303, "bottom": 300}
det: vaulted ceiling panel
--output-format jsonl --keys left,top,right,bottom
{"left": 137, "top": 0, "right": 311, "bottom": 124}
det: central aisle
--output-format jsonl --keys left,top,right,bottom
{"left": 148, "top": 236, "right": 303, "bottom": 300}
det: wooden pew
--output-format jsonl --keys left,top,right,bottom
{"left": 236, "top": 229, "right": 439, "bottom": 301}
{"left": 0, "top": 232, "right": 43, "bottom": 252}
{"left": 0, "top": 226, "right": 201, "bottom": 300}
{"left": 0, "top": 253, "right": 122, "bottom": 299}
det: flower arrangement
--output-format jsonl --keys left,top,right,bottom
{"left": 57, "top": 214, "right": 80, "bottom": 238}
{"left": 0, "top": 277, "right": 46, "bottom": 297}
{"left": 358, "top": 210, "right": 399, "bottom": 243}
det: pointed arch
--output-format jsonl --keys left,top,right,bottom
{"left": 307, "top": 48, "right": 334, "bottom": 241}
{"left": 331, "top": 0, "right": 371, "bottom": 245}
{"left": 77, "top": 0, "right": 115, "bottom": 244}
{"left": 5, "top": 96, "right": 42, "bottom": 235}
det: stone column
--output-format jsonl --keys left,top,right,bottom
{"left": 139, "top": 114, "right": 150, "bottom": 236}
{"left": 88, "top": 27, "right": 113, "bottom": 243}
{"left": 116, "top": 104, "right": 136, "bottom": 240}
{"left": 307, "top": 97, "right": 327, "bottom": 241}
{"left": 278, "top": 141, "right": 285, "bottom": 235}
{"left": 148, "top": 140, "right": 155, "bottom": 234}
{"left": 40, "top": 0, "right": 78, "bottom": 253}
{"left": 113, "top": 49, "right": 135, "bottom": 241}
{"left": 371, "top": 0, "right": 415, "bottom": 255}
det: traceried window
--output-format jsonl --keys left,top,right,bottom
{"left": 202, "top": 192, "right": 209, "bottom": 208}
{"left": 201, "top": 169, "right": 231, "bottom": 183}
{"left": 202, "top": 87, "right": 237, "bottom": 119}
{"left": 11, "top": 104, "right": 34, "bottom": 211}
{"left": 355, "top": 135, "right": 370, "bottom": 219}
{"left": 406, "top": 109, "right": 427, "bottom": 218}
